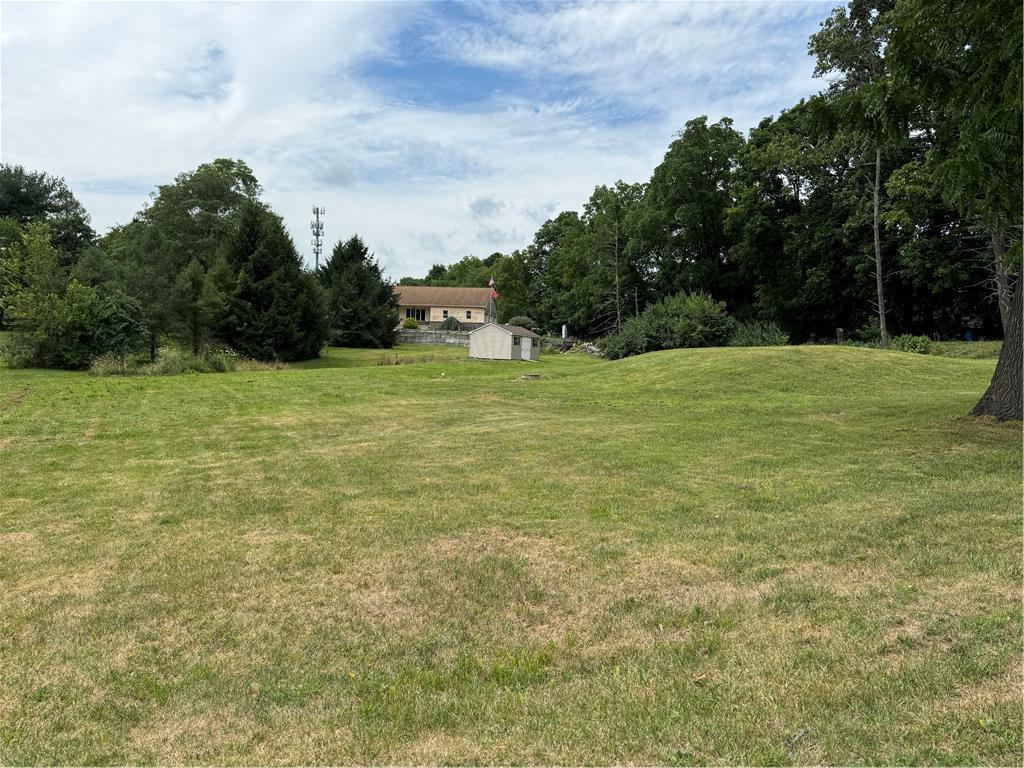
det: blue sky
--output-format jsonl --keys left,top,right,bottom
{"left": 1, "top": 1, "right": 835, "bottom": 278}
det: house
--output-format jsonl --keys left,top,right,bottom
{"left": 394, "top": 286, "right": 497, "bottom": 328}
{"left": 469, "top": 323, "right": 541, "bottom": 361}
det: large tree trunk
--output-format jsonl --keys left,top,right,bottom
{"left": 873, "top": 146, "right": 888, "bottom": 347}
{"left": 990, "top": 229, "right": 1011, "bottom": 334}
{"left": 971, "top": 281, "right": 1022, "bottom": 420}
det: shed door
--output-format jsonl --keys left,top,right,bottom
{"left": 521, "top": 336, "right": 532, "bottom": 359}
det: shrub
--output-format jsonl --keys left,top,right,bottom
{"left": 401, "top": 317, "right": 418, "bottom": 329}
{"left": 600, "top": 291, "right": 734, "bottom": 360}
{"left": 89, "top": 344, "right": 243, "bottom": 376}
{"left": 505, "top": 315, "right": 537, "bottom": 331}
{"left": 3, "top": 282, "right": 145, "bottom": 370}
{"left": 599, "top": 317, "right": 649, "bottom": 360}
{"left": 850, "top": 317, "right": 882, "bottom": 343}
{"left": 437, "top": 316, "right": 464, "bottom": 331}
{"left": 88, "top": 353, "right": 132, "bottom": 376}
{"left": 729, "top": 320, "right": 789, "bottom": 347}
{"left": 891, "top": 334, "right": 931, "bottom": 354}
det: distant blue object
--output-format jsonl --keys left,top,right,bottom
{"left": 964, "top": 330, "right": 975, "bottom": 341}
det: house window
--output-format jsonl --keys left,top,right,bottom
{"left": 405, "top": 308, "right": 426, "bottom": 321}
{"left": 513, "top": 336, "right": 520, "bottom": 346}
{"left": 442, "top": 310, "right": 449, "bottom": 319}
{"left": 466, "top": 310, "right": 472, "bottom": 319}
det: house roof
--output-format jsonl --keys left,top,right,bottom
{"left": 394, "top": 285, "right": 492, "bottom": 308}
{"left": 470, "top": 322, "right": 540, "bottom": 338}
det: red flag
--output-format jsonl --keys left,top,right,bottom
{"left": 491, "top": 287, "right": 498, "bottom": 299}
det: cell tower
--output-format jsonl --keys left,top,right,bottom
{"left": 310, "top": 206, "right": 325, "bottom": 270}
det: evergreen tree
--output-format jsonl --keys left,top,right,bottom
{"left": 318, "top": 235, "right": 398, "bottom": 348}
{"left": 0, "top": 164, "right": 95, "bottom": 266}
{"left": 219, "top": 201, "right": 328, "bottom": 361}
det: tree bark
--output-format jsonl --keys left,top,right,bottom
{"left": 971, "top": 280, "right": 1022, "bottom": 420}
{"left": 990, "top": 229, "right": 1011, "bottom": 335}
{"left": 873, "top": 146, "right": 888, "bottom": 347}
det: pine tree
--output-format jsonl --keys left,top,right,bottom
{"left": 318, "top": 235, "right": 398, "bottom": 348}
{"left": 219, "top": 201, "right": 328, "bottom": 361}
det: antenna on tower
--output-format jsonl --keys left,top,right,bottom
{"left": 310, "top": 206, "right": 325, "bottom": 270}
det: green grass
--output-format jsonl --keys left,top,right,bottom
{"left": 928, "top": 340, "right": 1003, "bottom": 359}
{"left": 1, "top": 345, "right": 1020, "bottom": 764}
{"left": 291, "top": 344, "right": 469, "bottom": 369}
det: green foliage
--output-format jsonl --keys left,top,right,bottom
{"left": 87, "top": 353, "right": 133, "bottom": 376}
{"left": 436, "top": 316, "right": 464, "bottom": 331}
{"left": 851, "top": 317, "right": 882, "bottom": 343}
{"left": 729, "top": 320, "right": 789, "bottom": 347}
{"left": 143, "top": 345, "right": 237, "bottom": 375}
{"left": 891, "top": 334, "right": 931, "bottom": 354}
{"left": 643, "top": 117, "right": 745, "bottom": 298}
{"left": 3, "top": 280, "right": 144, "bottom": 370}
{"left": 399, "top": 254, "right": 499, "bottom": 288}
{"left": 600, "top": 292, "right": 735, "bottom": 359}
{"left": 318, "top": 235, "right": 398, "bottom": 348}
{"left": 888, "top": 0, "right": 1022, "bottom": 232}
{"left": 0, "top": 164, "right": 94, "bottom": 264}
{"left": 396, "top": 2, "right": 1018, "bottom": 348}
{"left": 598, "top": 316, "right": 650, "bottom": 360}
{"left": 218, "top": 201, "right": 328, "bottom": 361}
{"left": 1, "top": 223, "right": 145, "bottom": 369}
{"left": 89, "top": 344, "right": 242, "bottom": 376}
{"left": 401, "top": 317, "right": 419, "bottom": 329}
{"left": 504, "top": 315, "right": 536, "bottom": 330}
{"left": 141, "top": 158, "right": 260, "bottom": 271}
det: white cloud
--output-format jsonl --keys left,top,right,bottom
{"left": 0, "top": 1, "right": 831, "bottom": 280}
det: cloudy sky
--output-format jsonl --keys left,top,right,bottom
{"left": 1, "top": 1, "right": 834, "bottom": 279}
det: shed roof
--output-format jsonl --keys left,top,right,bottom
{"left": 394, "top": 285, "right": 492, "bottom": 308}
{"left": 470, "top": 322, "right": 540, "bottom": 339}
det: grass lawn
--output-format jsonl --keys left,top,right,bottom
{"left": 1, "top": 344, "right": 1020, "bottom": 764}
{"left": 290, "top": 344, "right": 469, "bottom": 369}
{"left": 929, "top": 340, "right": 1003, "bottom": 360}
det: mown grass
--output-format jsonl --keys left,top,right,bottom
{"left": 291, "top": 344, "right": 468, "bottom": 369}
{"left": 0, "top": 344, "right": 1020, "bottom": 765}
{"left": 929, "top": 340, "right": 1003, "bottom": 360}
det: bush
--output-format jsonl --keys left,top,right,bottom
{"left": 600, "top": 291, "right": 734, "bottom": 360}
{"left": 850, "top": 317, "right": 881, "bottom": 343}
{"left": 599, "top": 317, "right": 649, "bottom": 360}
{"left": 3, "top": 282, "right": 145, "bottom": 369}
{"left": 401, "top": 317, "right": 418, "bottom": 329}
{"left": 89, "top": 344, "right": 242, "bottom": 376}
{"left": 88, "top": 353, "right": 132, "bottom": 376}
{"left": 729, "top": 320, "right": 789, "bottom": 347}
{"left": 505, "top": 315, "right": 537, "bottom": 331}
{"left": 437, "top": 316, "right": 464, "bottom": 331}
{"left": 891, "top": 334, "right": 931, "bottom": 354}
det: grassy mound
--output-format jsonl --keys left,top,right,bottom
{"left": 1, "top": 346, "right": 1019, "bottom": 764}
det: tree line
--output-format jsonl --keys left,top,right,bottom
{"left": 0, "top": 159, "right": 398, "bottom": 369}
{"left": 404, "top": 0, "right": 1020, "bottom": 353}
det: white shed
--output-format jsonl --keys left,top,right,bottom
{"left": 469, "top": 323, "right": 541, "bottom": 361}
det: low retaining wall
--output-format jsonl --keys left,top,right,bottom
{"left": 397, "top": 329, "right": 470, "bottom": 346}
